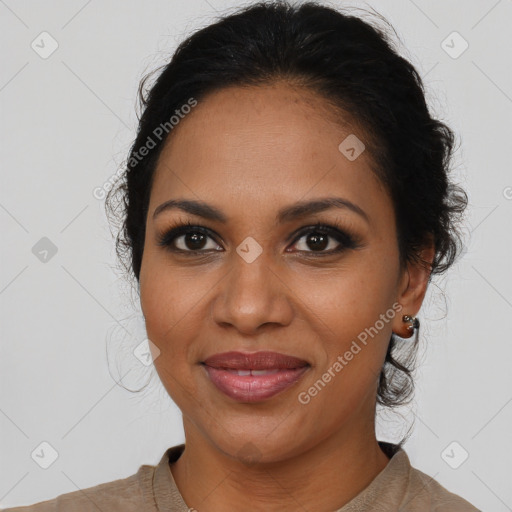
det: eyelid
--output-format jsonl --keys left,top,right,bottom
{"left": 156, "top": 219, "right": 362, "bottom": 254}
{"left": 156, "top": 221, "right": 222, "bottom": 250}
{"left": 287, "top": 222, "right": 360, "bottom": 252}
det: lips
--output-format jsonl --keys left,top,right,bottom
{"left": 203, "top": 351, "right": 309, "bottom": 370}
{"left": 202, "top": 351, "right": 310, "bottom": 402}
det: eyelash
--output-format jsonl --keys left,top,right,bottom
{"left": 156, "top": 219, "right": 361, "bottom": 257}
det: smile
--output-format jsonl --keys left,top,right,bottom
{"left": 201, "top": 351, "right": 310, "bottom": 402}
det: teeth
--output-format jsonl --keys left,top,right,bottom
{"left": 251, "top": 369, "right": 279, "bottom": 376}
{"left": 233, "top": 369, "right": 281, "bottom": 376}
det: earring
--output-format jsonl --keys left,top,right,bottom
{"left": 401, "top": 314, "right": 420, "bottom": 342}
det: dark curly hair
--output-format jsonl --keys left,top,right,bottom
{"left": 106, "top": 1, "right": 467, "bottom": 425}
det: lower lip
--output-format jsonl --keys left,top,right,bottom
{"left": 203, "top": 365, "right": 309, "bottom": 402}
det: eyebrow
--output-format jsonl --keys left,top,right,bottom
{"left": 152, "top": 197, "right": 369, "bottom": 224}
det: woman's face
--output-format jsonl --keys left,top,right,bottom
{"left": 139, "top": 82, "right": 427, "bottom": 463}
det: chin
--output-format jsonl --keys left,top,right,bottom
{"left": 201, "top": 416, "right": 312, "bottom": 466}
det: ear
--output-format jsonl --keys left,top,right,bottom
{"left": 392, "top": 239, "right": 435, "bottom": 338}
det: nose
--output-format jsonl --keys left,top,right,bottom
{"left": 210, "top": 252, "right": 294, "bottom": 336}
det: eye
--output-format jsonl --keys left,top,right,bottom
{"left": 156, "top": 221, "right": 361, "bottom": 256}
{"left": 156, "top": 222, "right": 222, "bottom": 254}
{"left": 288, "top": 223, "right": 359, "bottom": 255}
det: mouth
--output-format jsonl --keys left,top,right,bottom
{"left": 201, "top": 351, "right": 310, "bottom": 402}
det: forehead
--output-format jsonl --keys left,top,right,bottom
{"left": 158, "top": 82, "right": 358, "bottom": 165}
{"left": 149, "top": 82, "right": 389, "bottom": 223}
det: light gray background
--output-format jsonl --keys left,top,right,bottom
{"left": 1, "top": 0, "right": 511, "bottom": 509}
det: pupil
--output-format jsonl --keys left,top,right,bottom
{"left": 186, "top": 232, "right": 206, "bottom": 250}
{"left": 307, "top": 233, "right": 328, "bottom": 251}
{"left": 182, "top": 232, "right": 330, "bottom": 251}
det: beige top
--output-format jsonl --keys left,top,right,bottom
{"left": 2, "top": 442, "right": 480, "bottom": 511}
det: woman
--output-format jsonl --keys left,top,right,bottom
{"left": 5, "top": 1, "right": 480, "bottom": 510}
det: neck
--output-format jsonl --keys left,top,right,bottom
{"left": 170, "top": 419, "right": 390, "bottom": 512}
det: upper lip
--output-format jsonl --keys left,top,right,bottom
{"left": 202, "top": 351, "right": 310, "bottom": 370}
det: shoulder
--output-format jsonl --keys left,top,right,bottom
{"left": 404, "top": 459, "right": 481, "bottom": 511}
{"left": 1, "top": 464, "right": 156, "bottom": 512}
{"left": 361, "top": 444, "right": 481, "bottom": 512}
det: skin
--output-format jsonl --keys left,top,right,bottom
{"left": 139, "top": 82, "right": 435, "bottom": 512}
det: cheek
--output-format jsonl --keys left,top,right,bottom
{"left": 139, "top": 251, "right": 215, "bottom": 374}
{"left": 140, "top": 244, "right": 189, "bottom": 323}
{"left": 304, "top": 254, "right": 398, "bottom": 335}
{"left": 140, "top": 255, "right": 185, "bottom": 354}
{"left": 306, "top": 252, "right": 399, "bottom": 384}
{"left": 139, "top": 265, "right": 198, "bottom": 403}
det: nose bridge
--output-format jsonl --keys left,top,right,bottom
{"left": 227, "top": 246, "right": 276, "bottom": 309}
{"left": 212, "top": 244, "right": 292, "bottom": 332}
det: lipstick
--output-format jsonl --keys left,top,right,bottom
{"left": 202, "top": 351, "right": 310, "bottom": 402}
